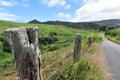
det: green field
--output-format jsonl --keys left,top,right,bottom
{"left": 0, "top": 20, "right": 107, "bottom": 80}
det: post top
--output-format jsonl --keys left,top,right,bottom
{"left": 5, "top": 26, "right": 38, "bottom": 32}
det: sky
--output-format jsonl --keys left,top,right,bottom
{"left": 0, "top": 0, "right": 120, "bottom": 22}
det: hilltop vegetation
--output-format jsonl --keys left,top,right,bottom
{"left": 28, "top": 20, "right": 102, "bottom": 30}
{"left": 42, "top": 21, "right": 102, "bottom": 30}
{"left": 97, "top": 19, "right": 120, "bottom": 27}
{"left": 28, "top": 19, "right": 41, "bottom": 24}
{"left": 28, "top": 19, "right": 120, "bottom": 31}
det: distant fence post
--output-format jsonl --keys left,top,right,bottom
{"left": 5, "top": 27, "right": 42, "bottom": 80}
{"left": 74, "top": 34, "right": 82, "bottom": 61}
{"left": 88, "top": 37, "right": 92, "bottom": 47}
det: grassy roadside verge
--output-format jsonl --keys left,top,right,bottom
{"left": 105, "top": 28, "right": 120, "bottom": 44}
{"left": 48, "top": 42, "right": 108, "bottom": 80}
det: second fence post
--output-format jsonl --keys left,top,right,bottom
{"left": 88, "top": 37, "right": 92, "bottom": 47}
{"left": 74, "top": 34, "right": 82, "bottom": 62}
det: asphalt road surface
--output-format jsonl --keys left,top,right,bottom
{"left": 102, "top": 38, "right": 120, "bottom": 80}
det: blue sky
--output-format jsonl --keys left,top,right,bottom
{"left": 0, "top": 0, "right": 120, "bottom": 22}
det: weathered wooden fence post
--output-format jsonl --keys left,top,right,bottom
{"left": 88, "top": 37, "right": 92, "bottom": 47}
{"left": 5, "top": 27, "right": 42, "bottom": 80}
{"left": 74, "top": 34, "right": 82, "bottom": 61}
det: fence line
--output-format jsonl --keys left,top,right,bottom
{"left": 46, "top": 54, "right": 73, "bottom": 80}
{"left": 42, "top": 53, "right": 69, "bottom": 72}
{"left": 42, "top": 50, "right": 73, "bottom": 80}
{"left": 5, "top": 27, "right": 96, "bottom": 80}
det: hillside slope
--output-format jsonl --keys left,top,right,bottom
{"left": 96, "top": 19, "right": 120, "bottom": 28}
{"left": 28, "top": 19, "right": 120, "bottom": 30}
{"left": 0, "top": 20, "right": 107, "bottom": 80}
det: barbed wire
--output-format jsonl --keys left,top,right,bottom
{"left": 46, "top": 54, "right": 73, "bottom": 80}
{"left": 42, "top": 50, "right": 73, "bottom": 80}
{"left": 39, "top": 36, "right": 75, "bottom": 38}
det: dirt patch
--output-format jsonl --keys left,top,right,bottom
{"left": 0, "top": 71, "right": 18, "bottom": 80}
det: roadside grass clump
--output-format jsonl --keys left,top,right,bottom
{"left": 54, "top": 59, "right": 105, "bottom": 80}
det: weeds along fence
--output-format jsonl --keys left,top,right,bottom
{"left": 40, "top": 36, "right": 75, "bottom": 80}
{"left": 41, "top": 47, "right": 73, "bottom": 80}
{"left": 5, "top": 27, "right": 97, "bottom": 80}
{"left": 41, "top": 35, "right": 96, "bottom": 80}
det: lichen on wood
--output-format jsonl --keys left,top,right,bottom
{"left": 5, "top": 27, "right": 42, "bottom": 80}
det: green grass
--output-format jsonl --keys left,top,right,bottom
{"left": 0, "top": 51, "right": 13, "bottom": 67}
{"left": 0, "top": 20, "right": 106, "bottom": 80}
{"left": 0, "top": 20, "right": 102, "bottom": 53}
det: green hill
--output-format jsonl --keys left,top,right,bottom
{"left": 0, "top": 20, "right": 100, "bottom": 52}
{"left": 28, "top": 19, "right": 41, "bottom": 24}
{"left": 96, "top": 19, "right": 120, "bottom": 28}
{"left": 0, "top": 20, "right": 106, "bottom": 80}
{"left": 28, "top": 19, "right": 120, "bottom": 30}
{"left": 28, "top": 20, "right": 102, "bottom": 30}
{"left": 97, "top": 19, "right": 120, "bottom": 25}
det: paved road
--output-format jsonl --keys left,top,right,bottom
{"left": 102, "top": 38, "right": 120, "bottom": 80}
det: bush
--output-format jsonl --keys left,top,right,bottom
{"left": 0, "top": 41, "right": 3, "bottom": 50}
{"left": 0, "top": 35, "right": 4, "bottom": 42}
{"left": 54, "top": 60, "right": 91, "bottom": 80}
{"left": 105, "top": 28, "right": 120, "bottom": 39}
{"left": 53, "top": 59, "right": 105, "bottom": 80}
{"left": 49, "top": 32, "right": 57, "bottom": 36}
{"left": 48, "top": 45, "right": 59, "bottom": 51}
{"left": 0, "top": 50, "right": 13, "bottom": 67}
{"left": 39, "top": 36, "right": 58, "bottom": 45}
{"left": 39, "top": 32, "right": 58, "bottom": 45}
{"left": 0, "top": 35, "right": 11, "bottom": 52}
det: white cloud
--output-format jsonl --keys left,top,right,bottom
{"left": 21, "top": 0, "right": 31, "bottom": 7}
{"left": 22, "top": 3, "right": 30, "bottom": 8}
{"left": 22, "top": 0, "right": 31, "bottom": 3}
{"left": 0, "top": 7, "right": 3, "bottom": 11}
{"left": 65, "top": 4, "right": 71, "bottom": 9}
{"left": 43, "top": 0, "right": 66, "bottom": 7}
{"left": 42, "top": 0, "right": 49, "bottom": 4}
{"left": 57, "top": 12, "right": 71, "bottom": 19}
{"left": 0, "top": 12, "right": 19, "bottom": 21}
{"left": 70, "top": 0, "right": 120, "bottom": 22}
{"left": 0, "top": 0, "right": 31, "bottom": 8}
{"left": 0, "top": 0, "right": 14, "bottom": 7}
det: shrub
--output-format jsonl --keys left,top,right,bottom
{"left": 49, "top": 32, "right": 57, "bottom": 36}
{"left": 0, "top": 35, "right": 11, "bottom": 52}
{"left": 39, "top": 37, "right": 57, "bottom": 45}
{"left": 48, "top": 45, "right": 59, "bottom": 51}
{"left": 54, "top": 60, "right": 91, "bottom": 80}
{"left": 39, "top": 32, "right": 58, "bottom": 45}
{"left": 53, "top": 59, "right": 105, "bottom": 80}
{"left": 0, "top": 41, "right": 3, "bottom": 50}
